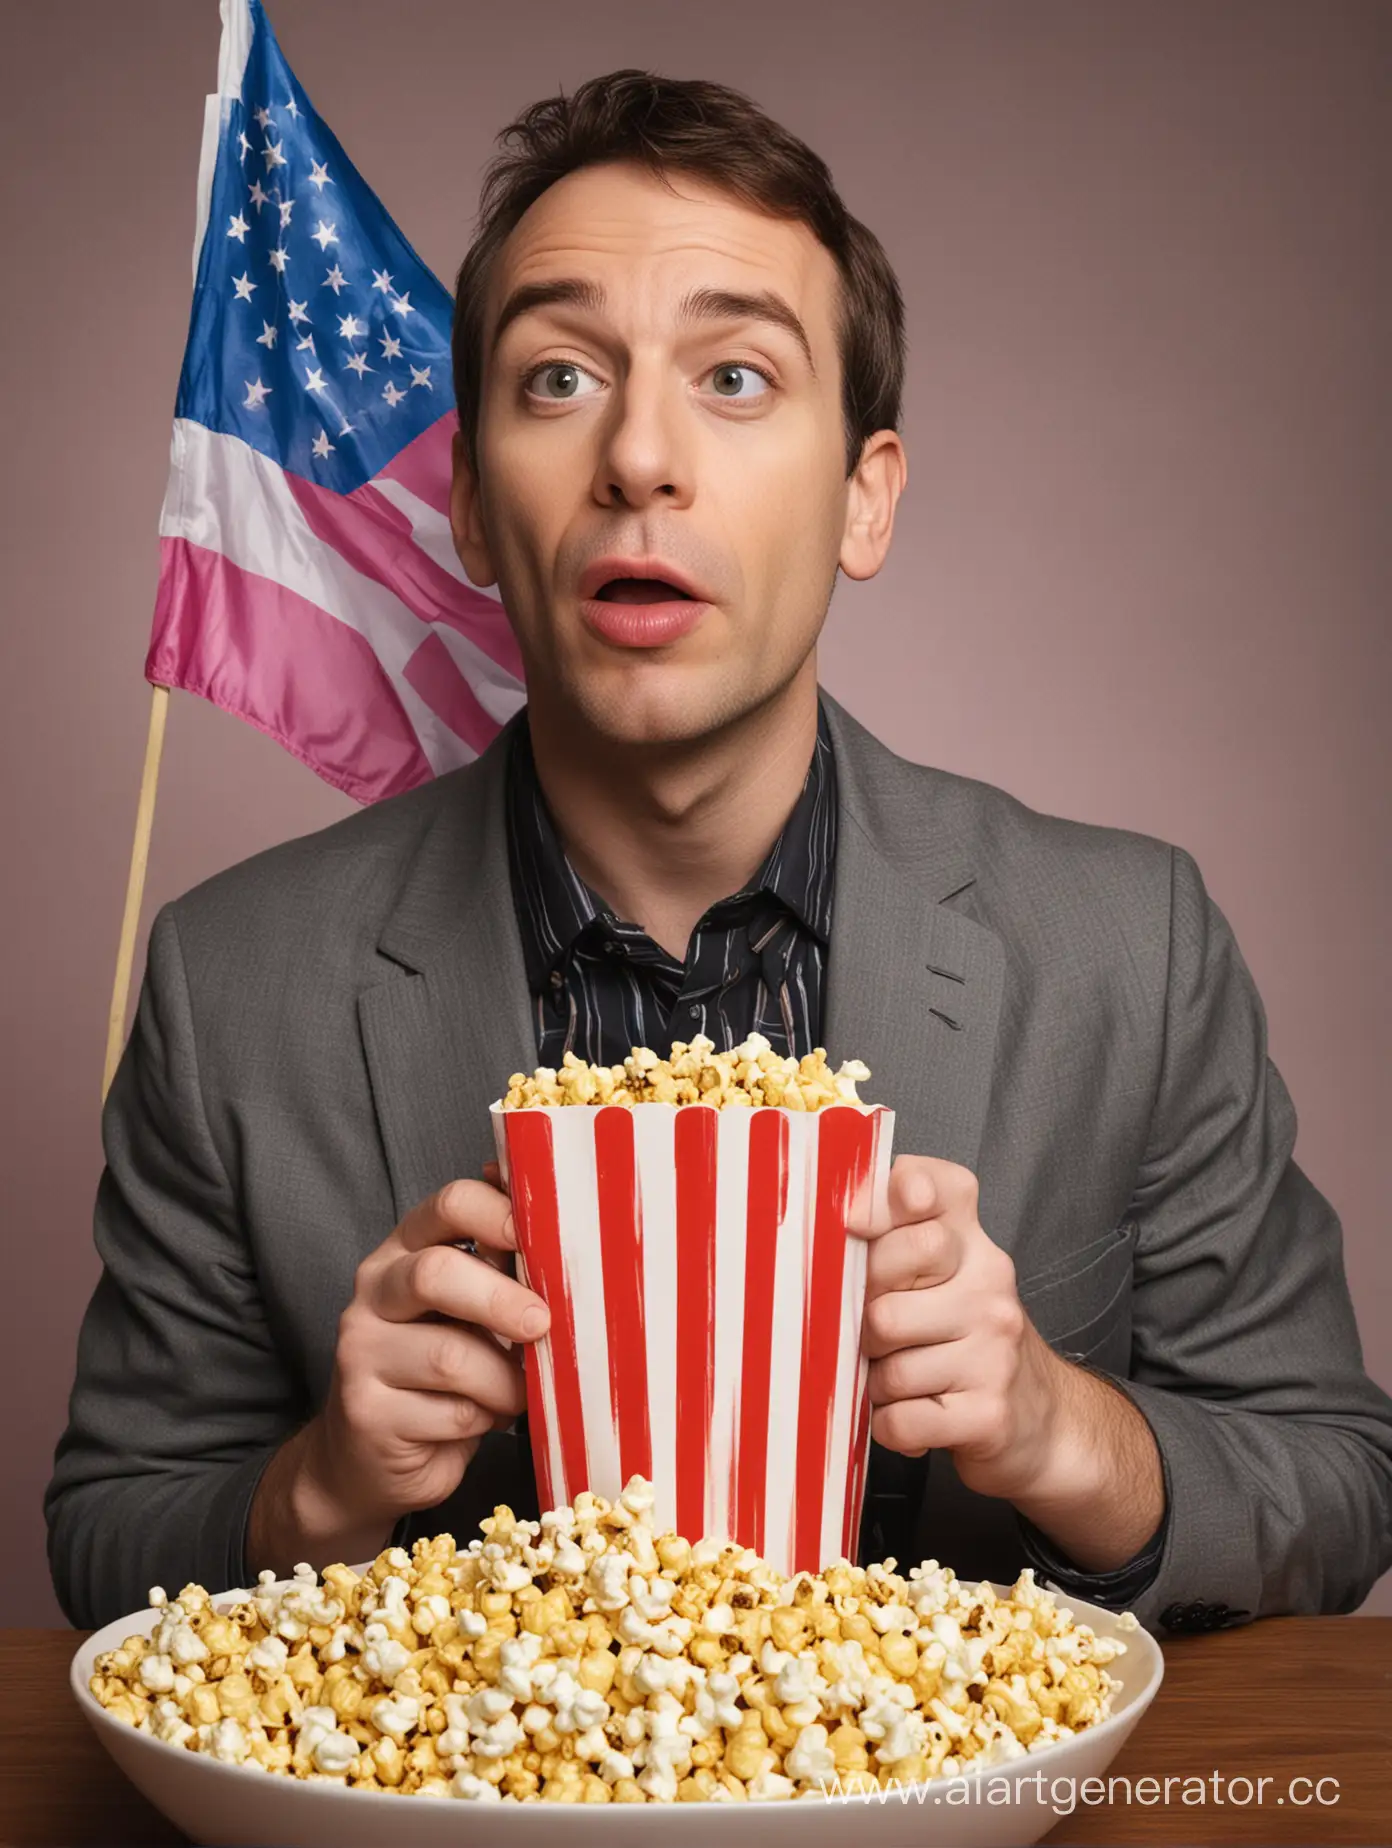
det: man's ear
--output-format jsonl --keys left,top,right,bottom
{"left": 450, "top": 427, "right": 497, "bottom": 588}
{"left": 839, "top": 428, "right": 908, "bottom": 583}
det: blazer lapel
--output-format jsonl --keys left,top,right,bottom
{"left": 820, "top": 692, "right": 1005, "bottom": 1175}
{"left": 358, "top": 722, "right": 537, "bottom": 1223}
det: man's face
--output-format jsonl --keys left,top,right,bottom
{"left": 452, "top": 160, "right": 902, "bottom": 747}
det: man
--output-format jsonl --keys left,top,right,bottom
{"left": 48, "top": 71, "right": 1392, "bottom": 1633}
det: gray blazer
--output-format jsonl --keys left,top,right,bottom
{"left": 46, "top": 692, "right": 1392, "bottom": 1631}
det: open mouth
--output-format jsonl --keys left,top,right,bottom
{"left": 592, "top": 577, "right": 696, "bottom": 604}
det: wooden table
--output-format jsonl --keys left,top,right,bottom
{"left": 3, "top": 1620, "right": 1388, "bottom": 1845}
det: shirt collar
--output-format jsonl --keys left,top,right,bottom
{"left": 505, "top": 699, "right": 837, "bottom": 994}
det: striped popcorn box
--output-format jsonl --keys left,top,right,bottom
{"left": 490, "top": 1100, "right": 895, "bottom": 1577}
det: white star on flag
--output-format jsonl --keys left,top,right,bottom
{"left": 236, "top": 129, "right": 253, "bottom": 160}
{"left": 338, "top": 417, "right": 356, "bottom": 436}
{"left": 379, "top": 330, "right": 403, "bottom": 359}
{"left": 323, "top": 264, "right": 348, "bottom": 293}
{"left": 344, "top": 352, "right": 373, "bottom": 378}
{"left": 390, "top": 292, "right": 414, "bottom": 317}
{"left": 253, "top": 105, "right": 274, "bottom": 130}
{"left": 278, "top": 198, "right": 294, "bottom": 227}
{"left": 284, "top": 96, "right": 301, "bottom": 121}
{"left": 304, "top": 366, "right": 328, "bottom": 394}
{"left": 287, "top": 298, "right": 310, "bottom": 325}
{"left": 232, "top": 272, "right": 257, "bottom": 302}
{"left": 227, "top": 213, "right": 250, "bottom": 242}
{"left": 263, "top": 137, "right": 288, "bottom": 171}
{"left": 247, "top": 179, "right": 269, "bottom": 210}
{"left": 372, "top": 268, "right": 394, "bottom": 292}
{"left": 410, "top": 365, "right": 432, "bottom": 389}
{"left": 256, "top": 320, "right": 279, "bottom": 348}
{"left": 268, "top": 245, "right": 290, "bottom": 273}
{"left": 382, "top": 381, "right": 406, "bottom": 407}
{"left": 296, "top": 332, "right": 316, "bottom": 351}
{"left": 337, "top": 312, "right": 366, "bottom": 340}
{"left": 243, "top": 377, "right": 272, "bottom": 409}
{"left": 311, "top": 220, "right": 338, "bottom": 251}
{"left": 311, "top": 428, "right": 333, "bottom": 459}
{"left": 309, "top": 159, "right": 331, "bottom": 190}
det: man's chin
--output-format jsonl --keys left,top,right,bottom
{"left": 559, "top": 664, "right": 774, "bottom": 751}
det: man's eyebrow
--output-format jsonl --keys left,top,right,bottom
{"left": 489, "top": 278, "right": 817, "bottom": 374}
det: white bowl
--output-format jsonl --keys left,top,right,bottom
{"left": 72, "top": 1579, "right": 1163, "bottom": 1848}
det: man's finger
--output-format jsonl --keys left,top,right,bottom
{"left": 867, "top": 1336, "right": 974, "bottom": 1406}
{"left": 861, "top": 1281, "right": 975, "bottom": 1359}
{"left": 387, "top": 1386, "right": 499, "bottom": 1446}
{"left": 377, "top": 1320, "right": 530, "bottom": 1414}
{"left": 399, "top": 1178, "right": 516, "bottom": 1254}
{"left": 866, "top": 1216, "right": 960, "bottom": 1298}
{"left": 375, "top": 1243, "right": 549, "bottom": 1341}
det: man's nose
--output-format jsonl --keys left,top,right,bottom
{"left": 590, "top": 365, "right": 695, "bottom": 510}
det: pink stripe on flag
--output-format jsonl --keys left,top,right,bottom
{"left": 402, "top": 633, "right": 502, "bottom": 755}
{"left": 674, "top": 1108, "right": 719, "bottom": 1544}
{"left": 145, "top": 537, "right": 432, "bottom": 803}
{"left": 284, "top": 468, "right": 524, "bottom": 680}
{"left": 794, "top": 1108, "right": 875, "bottom": 1573}
{"left": 376, "top": 410, "right": 457, "bottom": 518}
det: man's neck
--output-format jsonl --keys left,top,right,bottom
{"left": 525, "top": 663, "right": 820, "bottom": 962}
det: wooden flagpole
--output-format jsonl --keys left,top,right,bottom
{"left": 102, "top": 684, "right": 171, "bottom": 1102}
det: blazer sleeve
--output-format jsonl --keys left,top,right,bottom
{"left": 1105, "top": 847, "right": 1392, "bottom": 1627}
{"left": 45, "top": 904, "right": 302, "bottom": 1630}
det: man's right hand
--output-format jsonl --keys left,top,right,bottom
{"left": 247, "top": 1175, "right": 550, "bottom": 1575}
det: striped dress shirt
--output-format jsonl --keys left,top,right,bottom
{"left": 505, "top": 700, "right": 837, "bottom": 1071}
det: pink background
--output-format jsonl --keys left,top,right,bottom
{"left": 1, "top": 0, "right": 1387, "bottom": 1624}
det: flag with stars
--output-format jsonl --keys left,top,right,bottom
{"left": 147, "top": 0, "right": 524, "bottom": 801}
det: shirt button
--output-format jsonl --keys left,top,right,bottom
{"left": 686, "top": 1003, "right": 700, "bottom": 1017}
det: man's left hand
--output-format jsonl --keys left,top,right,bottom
{"left": 856, "top": 1155, "right": 1071, "bottom": 1503}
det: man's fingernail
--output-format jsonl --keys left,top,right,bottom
{"left": 521, "top": 1305, "right": 548, "bottom": 1339}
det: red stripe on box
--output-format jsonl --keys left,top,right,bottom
{"left": 505, "top": 1111, "right": 589, "bottom": 1503}
{"left": 794, "top": 1108, "right": 876, "bottom": 1573}
{"left": 733, "top": 1109, "right": 787, "bottom": 1558}
{"left": 595, "top": 1107, "right": 652, "bottom": 1485}
{"left": 841, "top": 1110, "right": 885, "bottom": 1560}
{"left": 675, "top": 1107, "right": 719, "bottom": 1542}
{"left": 842, "top": 1368, "right": 873, "bottom": 1562}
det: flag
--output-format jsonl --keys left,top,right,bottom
{"left": 148, "top": 0, "right": 525, "bottom": 803}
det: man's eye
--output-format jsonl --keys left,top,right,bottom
{"left": 706, "top": 363, "right": 773, "bottom": 400}
{"left": 525, "top": 362, "right": 601, "bottom": 400}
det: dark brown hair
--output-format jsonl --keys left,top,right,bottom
{"left": 451, "top": 70, "right": 905, "bottom": 480}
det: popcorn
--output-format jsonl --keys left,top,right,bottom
{"left": 90, "top": 1477, "right": 1129, "bottom": 1803}
{"left": 500, "top": 1033, "right": 875, "bottom": 1112}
